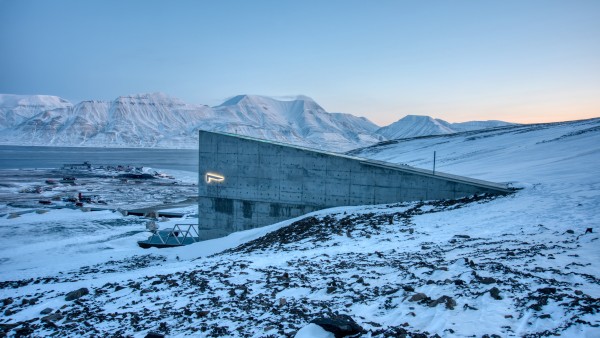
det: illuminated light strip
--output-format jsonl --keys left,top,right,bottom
{"left": 205, "top": 173, "right": 225, "bottom": 184}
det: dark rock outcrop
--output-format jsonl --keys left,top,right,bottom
{"left": 311, "top": 314, "right": 363, "bottom": 338}
{"left": 65, "top": 287, "right": 89, "bottom": 301}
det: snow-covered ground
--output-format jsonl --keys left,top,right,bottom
{"left": 0, "top": 117, "right": 599, "bottom": 337}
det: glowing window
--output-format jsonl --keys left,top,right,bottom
{"left": 205, "top": 172, "right": 225, "bottom": 184}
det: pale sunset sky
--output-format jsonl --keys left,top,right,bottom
{"left": 1, "top": 0, "right": 598, "bottom": 125}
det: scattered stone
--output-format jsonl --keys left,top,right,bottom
{"left": 65, "top": 287, "right": 89, "bottom": 301}
{"left": 14, "top": 325, "right": 33, "bottom": 336}
{"left": 489, "top": 287, "right": 502, "bottom": 300}
{"left": 2, "top": 297, "right": 13, "bottom": 306}
{"left": 409, "top": 293, "right": 428, "bottom": 302}
{"left": 480, "top": 277, "right": 496, "bottom": 284}
{"left": 463, "top": 303, "right": 478, "bottom": 310}
{"left": 42, "top": 312, "right": 64, "bottom": 322}
{"left": 537, "top": 287, "right": 556, "bottom": 295}
{"left": 566, "top": 229, "right": 575, "bottom": 234}
{"left": 539, "top": 314, "right": 551, "bottom": 319}
{"left": 197, "top": 310, "right": 210, "bottom": 318}
{"left": 311, "top": 314, "right": 363, "bottom": 338}
{"left": 40, "top": 308, "right": 53, "bottom": 315}
{"left": 585, "top": 228, "right": 593, "bottom": 234}
{"left": 504, "top": 314, "right": 513, "bottom": 319}
{"left": 402, "top": 285, "right": 415, "bottom": 292}
{"left": 145, "top": 332, "right": 165, "bottom": 338}
{"left": 429, "top": 295, "right": 457, "bottom": 310}
{"left": 279, "top": 298, "right": 286, "bottom": 306}
{"left": 575, "top": 290, "right": 583, "bottom": 296}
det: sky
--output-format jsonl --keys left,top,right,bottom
{"left": 0, "top": 0, "right": 599, "bottom": 126}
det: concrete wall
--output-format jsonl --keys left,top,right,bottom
{"left": 198, "top": 131, "right": 510, "bottom": 239}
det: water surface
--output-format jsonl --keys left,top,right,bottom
{"left": 0, "top": 145, "right": 199, "bottom": 171}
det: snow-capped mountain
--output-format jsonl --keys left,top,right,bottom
{"left": 211, "top": 95, "right": 382, "bottom": 149}
{"left": 376, "top": 114, "right": 514, "bottom": 139}
{"left": 0, "top": 93, "right": 381, "bottom": 151}
{"left": 0, "top": 94, "right": 72, "bottom": 130}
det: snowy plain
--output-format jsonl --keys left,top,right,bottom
{"left": 0, "top": 117, "right": 598, "bottom": 337}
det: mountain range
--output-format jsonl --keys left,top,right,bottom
{"left": 0, "top": 93, "right": 514, "bottom": 151}
{"left": 376, "top": 114, "right": 513, "bottom": 139}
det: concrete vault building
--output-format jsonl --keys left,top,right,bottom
{"left": 198, "top": 130, "right": 510, "bottom": 239}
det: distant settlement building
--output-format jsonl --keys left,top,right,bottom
{"left": 198, "top": 131, "right": 510, "bottom": 240}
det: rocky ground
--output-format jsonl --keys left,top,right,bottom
{"left": 1, "top": 193, "right": 598, "bottom": 337}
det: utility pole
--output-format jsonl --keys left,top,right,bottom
{"left": 433, "top": 151, "right": 436, "bottom": 175}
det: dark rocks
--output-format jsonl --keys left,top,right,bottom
{"left": 196, "top": 310, "right": 210, "bottom": 318}
{"left": 489, "top": 287, "right": 502, "bottom": 300}
{"left": 2, "top": 297, "right": 13, "bottom": 306}
{"left": 42, "top": 312, "right": 64, "bottom": 322}
{"left": 464, "top": 303, "right": 478, "bottom": 310}
{"left": 402, "top": 285, "right": 415, "bottom": 292}
{"left": 65, "top": 287, "right": 89, "bottom": 301}
{"left": 529, "top": 296, "right": 549, "bottom": 311}
{"left": 537, "top": 287, "right": 556, "bottom": 295}
{"left": 480, "top": 277, "right": 496, "bottom": 285}
{"left": 311, "top": 314, "right": 363, "bottom": 338}
{"left": 14, "top": 324, "right": 33, "bottom": 337}
{"left": 145, "top": 332, "right": 165, "bottom": 338}
{"left": 429, "top": 296, "right": 457, "bottom": 310}
{"left": 372, "top": 326, "right": 409, "bottom": 337}
{"left": 40, "top": 308, "right": 53, "bottom": 315}
{"left": 409, "top": 293, "right": 428, "bottom": 302}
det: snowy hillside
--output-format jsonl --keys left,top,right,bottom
{"left": 376, "top": 114, "right": 514, "bottom": 139}
{"left": 0, "top": 117, "right": 598, "bottom": 337}
{"left": 0, "top": 93, "right": 382, "bottom": 151}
